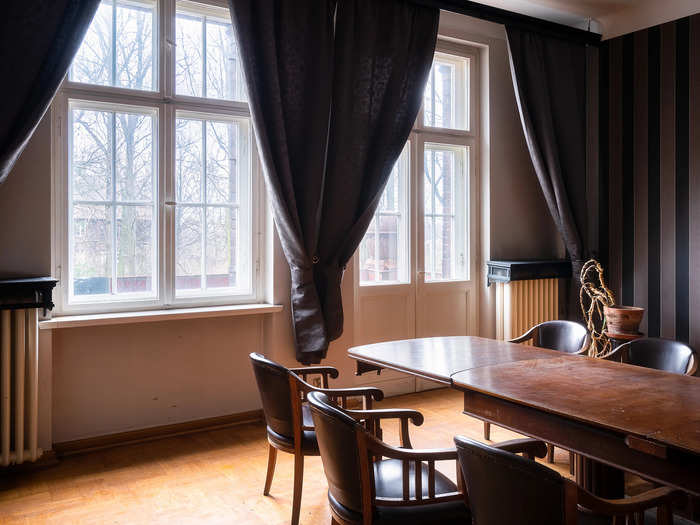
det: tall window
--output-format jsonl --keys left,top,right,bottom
{"left": 55, "top": 0, "right": 259, "bottom": 314}
{"left": 359, "top": 43, "right": 475, "bottom": 285}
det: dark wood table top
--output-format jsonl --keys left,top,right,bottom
{"left": 348, "top": 336, "right": 564, "bottom": 383}
{"left": 452, "top": 355, "right": 700, "bottom": 455}
{"left": 348, "top": 336, "right": 700, "bottom": 455}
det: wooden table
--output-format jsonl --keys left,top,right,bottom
{"left": 349, "top": 336, "right": 700, "bottom": 497}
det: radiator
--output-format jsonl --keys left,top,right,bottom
{"left": 1, "top": 308, "right": 41, "bottom": 466}
{"left": 496, "top": 278, "right": 559, "bottom": 341}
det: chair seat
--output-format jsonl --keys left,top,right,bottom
{"left": 266, "top": 405, "right": 319, "bottom": 455}
{"left": 329, "top": 459, "right": 470, "bottom": 524}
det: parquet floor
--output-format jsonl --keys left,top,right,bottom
{"left": 0, "top": 388, "right": 575, "bottom": 525}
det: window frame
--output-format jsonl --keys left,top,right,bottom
{"left": 358, "top": 38, "right": 479, "bottom": 288}
{"left": 52, "top": 0, "right": 265, "bottom": 315}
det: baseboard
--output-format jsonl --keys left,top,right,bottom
{"left": 53, "top": 409, "right": 264, "bottom": 457}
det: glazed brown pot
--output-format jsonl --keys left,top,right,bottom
{"left": 604, "top": 305, "right": 645, "bottom": 334}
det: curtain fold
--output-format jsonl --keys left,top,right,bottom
{"left": 317, "top": 0, "right": 439, "bottom": 342}
{"left": 230, "top": 0, "right": 438, "bottom": 363}
{"left": 229, "top": 0, "right": 336, "bottom": 361}
{"left": 506, "top": 26, "right": 589, "bottom": 319}
{"left": 0, "top": 0, "right": 101, "bottom": 185}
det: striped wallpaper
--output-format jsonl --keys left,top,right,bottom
{"left": 599, "top": 14, "right": 700, "bottom": 351}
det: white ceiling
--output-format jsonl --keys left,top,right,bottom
{"left": 470, "top": 0, "right": 700, "bottom": 38}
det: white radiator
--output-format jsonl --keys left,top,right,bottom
{"left": 496, "top": 278, "right": 559, "bottom": 341}
{"left": 1, "top": 308, "right": 41, "bottom": 466}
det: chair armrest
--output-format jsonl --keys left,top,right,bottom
{"left": 345, "top": 408, "right": 424, "bottom": 426}
{"left": 508, "top": 326, "right": 535, "bottom": 344}
{"left": 295, "top": 377, "right": 384, "bottom": 407}
{"left": 573, "top": 482, "right": 684, "bottom": 515}
{"left": 492, "top": 438, "right": 548, "bottom": 459}
{"left": 367, "top": 434, "right": 457, "bottom": 461}
{"left": 345, "top": 408, "right": 424, "bottom": 448}
{"left": 366, "top": 437, "right": 463, "bottom": 503}
{"left": 289, "top": 365, "right": 339, "bottom": 388}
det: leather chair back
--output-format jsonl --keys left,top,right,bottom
{"left": 307, "top": 391, "right": 364, "bottom": 515}
{"left": 454, "top": 436, "right": 565, "bottom": 525}
{"left": 616, "top": 338, "right": 694, "bottom": 375}
{"left": 532, "top": 320, "right": 588, "bottom": 354}
{"left": 250, "top": 353, "right": 294, "bottom": 438}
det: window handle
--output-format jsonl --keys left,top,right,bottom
{"left": 165, "top": 201, "right": 177, "bottom": 206}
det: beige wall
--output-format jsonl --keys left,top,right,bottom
{"left": 0, "top": 114, "right": 52, "bottom": 278}
{"left": 0, "top": 11, "right": 560, "bottom": 445}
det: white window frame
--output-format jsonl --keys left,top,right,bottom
{"left": 52, "top": 0, "right": 265, "bottom": 315}
{"left": 358, "top": 38, "right": 479, "bottom": 287}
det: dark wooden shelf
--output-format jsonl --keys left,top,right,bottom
{"left": 486, "top": 259, "right": 571, "bottom": 286}
{"left": 0, "top": 277, "right": 58, "bottom": 312}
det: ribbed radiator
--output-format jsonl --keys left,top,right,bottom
{"left": 1, "top": 308, "right": 41, "bottom": 466}
{"left": 496, "top": 278, "right": 559, "bottom": 341}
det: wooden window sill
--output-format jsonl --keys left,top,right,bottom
{"left": 39, "top": 304, "right": 283, "bottom": 330}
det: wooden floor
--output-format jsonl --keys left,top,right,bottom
{"left": 0, "top": 388, "right": 575, "bottom": 524}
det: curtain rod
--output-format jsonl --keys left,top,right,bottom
{"left": 411, "top": 0, "right": 602, "bottom": 46}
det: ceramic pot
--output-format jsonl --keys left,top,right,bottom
{"left": 604, "top": 305, "right": 645, "bottom": 334}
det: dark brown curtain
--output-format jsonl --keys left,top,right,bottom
{"left": 230, "top": 0, "right": 438, "bottom": 363}
{"left": 506, "top": 26, "right": 589, "bottom": 320}
{"left": 0, "top": 1, "right": 101, "bottom": 185}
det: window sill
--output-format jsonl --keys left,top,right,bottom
{"left": 39, "top": 304, "right": 283, "bottom": 330}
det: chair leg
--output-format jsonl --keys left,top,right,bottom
{"left": 291, "top": 452, "right": 304, "bottom": 525}
{"left": 657, "top": 503, "right": 673, "bottom": 525}
{"left": 569, "top": 452, "right": 575, "bottom": 476}
{"left": 263, "top": 443, "right": 277, "bottom": 496}
{"left": 546, "top": 443, "right": 555, "bottom": 463}
{"left": 483, "top": 421, "right": 491, "bottom": 441}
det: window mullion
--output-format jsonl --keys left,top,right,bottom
{"left": 202, "top": 17, "right": 207, "bottom": 99}
{"left": 201, "top": 119, "right": 207, "bottom": 292}
{"left": 111, "top": 111, "right": 118, "bottom": 296}
{"left": 111, "top": 0, "right": 118, "bottom": 86}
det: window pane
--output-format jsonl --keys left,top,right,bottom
{"left": 423, "top": 144, "right": 468, "bottom": 282}
{"left": 70, "top": 0, "right": 156, "bottom": 91}
{"left": 360, "top": 217, "right": 377, "bottom": 283}
{"left": 72, "top": 204, "right": 112, "bottom": 296}
{"left": 359, "top": 145, "right": 409, "bottom": 285}
{"left": 116, "top": 113, "right": 154, "bottom": 201}
{"left": 176, "top": 4, "right": 247, "bottom": 102}
{"left": 175, "top": 118, "right": 203, "bottom": 203}
{"left": 175, "top": 114, "right": 251, "bottom": 297}
{"left": 116, "top": 205, "right": 154, "bottom": 293}
{"left": 69, "top": 104, "right": 157, "bottom": 303}
{"left": 70, "top": 3, "right": 112, "bottom": 87}
{"left": 72, "top": 109, "right": 112, "bottom": 201}
{"left": 206, "top": 121, "right": 238, "bottom": 204}
{"left": 175, "top": 13, "right": 204, "bottom": 98}
{"left": 115, "top": 1, "right": 154, "bottom": 90}
{"left": 206, "top": 207, "right": 237, "bottom": 289}
{"left": 176, "top": 206, "right": 203, "bottom": 291}
{"left": 376, "top": 214, "right": 400, "bottom": 282}
{"left": 423, "top": 53, "right": 468, "bottom": 131}
{"left": 206, "top": 20, "right": 245, "bottom": 101}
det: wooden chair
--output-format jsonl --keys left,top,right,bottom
{"left": 455, "top": 435, "right": 686, "bottom": 525}
{"left": 484, "top": 320, "right": 590, "bottom": 471}
{"left": 308, "top": 390, "right": 548, "bottom": 525}
{"left": 610, "top": 337, "right": 697, "bottom": 376}
{"left": 250, "top": 353, "right": 384, "bottom": 525}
